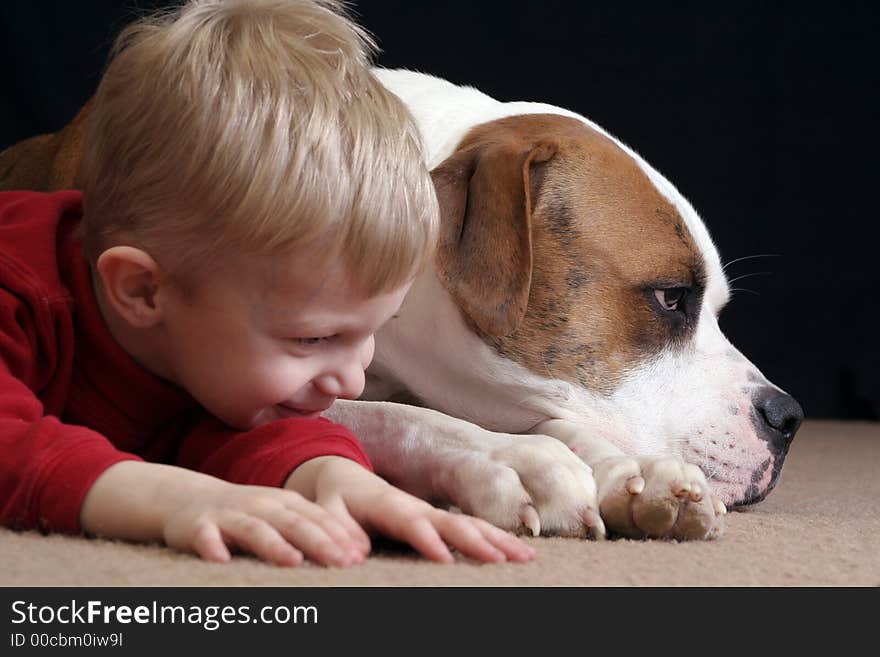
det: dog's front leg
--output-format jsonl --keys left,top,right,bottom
{"left": 326, "top": 400, "right": 604, "bottom": 538}
{"left": 533, "top": 419, "right": 727, "bottom": 540}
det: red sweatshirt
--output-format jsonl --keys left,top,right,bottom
{"left": 0, "top": 190, "right": 372, "bottom": 533}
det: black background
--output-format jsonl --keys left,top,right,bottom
{"left": 1, "top": 1, "right": 877, "bottom": 420}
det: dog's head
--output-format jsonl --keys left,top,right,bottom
{"left": 424, "top": 113, "right": 802, "bottom": 507}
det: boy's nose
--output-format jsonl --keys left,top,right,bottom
{"left": 314, "top": 361, "right": 366, "bottom": 400}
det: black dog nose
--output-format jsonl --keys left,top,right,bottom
{"left": 753, "top": 387, "right": 804, "bottom": 449}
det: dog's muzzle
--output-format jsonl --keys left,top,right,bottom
{"left": 731, "top": 386, "right": 804, "bottom": 507}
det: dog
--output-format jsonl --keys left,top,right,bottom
{"left": 0, "top": 68, "right": 804, "bottom": 541}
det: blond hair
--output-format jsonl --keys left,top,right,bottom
{"left": 79, "top": 0, "right": 437, "bottom": 294}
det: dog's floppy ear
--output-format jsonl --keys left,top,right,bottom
{"left": 0, "top": 100, "right": 92, "bottom": 192}
{"left": 431, "top": 138, "right": 556, "bottom": 337}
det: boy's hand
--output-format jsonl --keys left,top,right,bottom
{"left": 286, "top": 456, "right": 536, "bottom": 564}
{"left": 162, "top": 480, "right": 370, "bottom": 567}
{"left": 80, "top": 461, "right": 368, "bottom": 567}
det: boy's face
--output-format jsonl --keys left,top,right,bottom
{"left": 158, "top": 249, "right": 411, "bottom": 430}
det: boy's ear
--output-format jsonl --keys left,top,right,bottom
{"left": 95, "top": 246, "right": 166, "bottom": 328}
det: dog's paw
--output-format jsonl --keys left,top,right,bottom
{"left": 445, "top": 433, "right": 605, "bottom": 539}
{"left": 592, "top": 456, "right": 726, "bottom": 540}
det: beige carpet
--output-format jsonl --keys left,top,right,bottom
{"left": 1, "top": 420, "right": 877, "bottom": 586}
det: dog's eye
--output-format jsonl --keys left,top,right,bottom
{"left": 654, "top": 287, "right": 687, "bottom": 312}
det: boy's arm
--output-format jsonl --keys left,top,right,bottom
{"left": 79, "top": 460, "right": 219, "bottom": 542}
{"left": 176, "top": 413, "right": 535, "bottom": 564}
{"left": 0, "top": 364, "right": 143, "bottom": 532}
{"left": 79, "top": 459, "right": 366, "bottom": 566}
{"left": 174, "top": 413, "right": 373, "bottom": 487}
{"left": 0, "top": 282, "right": 148, "bottom": 532}
{"left": 0, "top": 365, "right": 365, "bottom": 565}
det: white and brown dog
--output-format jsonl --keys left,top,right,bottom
{"left": 325, "top": 69, "right": 804, "bottom": 541}
{"left": 0, "top": 69, "right": 803, "bottom": 541}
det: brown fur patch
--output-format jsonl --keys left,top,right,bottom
{"left": 434, "top": 114, "right": 705, "bottom": 394}
{"left": 0, "top": 102, "right": 92, "bottom": 192}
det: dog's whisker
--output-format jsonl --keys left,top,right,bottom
{"left": 702, "top": 443, "right": 720, "bottom": 480}
{"left": 721, "top": 253, "right": 780, "bottom": 273}
{"left": 729, "top": 287, "right": 761, "bottom": 297}
{"left": 662, "top": 435, "right": 725, "bottom": 481}
{"left": 726, "top": 271, "right": 772, "bottom": 286}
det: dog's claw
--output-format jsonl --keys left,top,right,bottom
{"left": 672, "top": 481, "right": 693, "bottom": 497}
{"left": 713, "top": 497, "right": 727, "bottom": 515}
{"left": 582, "top": 508, "right": 606, "bottom": 540}
{"left": 625, "top": 476, "right": 645, "bottom": 495}
{"left": 520, "top": 505, "right": 541, "bottom": 537}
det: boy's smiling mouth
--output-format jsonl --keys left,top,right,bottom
{"left": 276, "top": 402, "right": 333, "bottom": 419}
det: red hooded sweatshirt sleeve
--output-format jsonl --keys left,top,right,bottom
{"left": 0, "top": 191, "right": 371, "bottom": 534}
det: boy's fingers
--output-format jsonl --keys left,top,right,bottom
{"left": 433, "top": 513, "right": 507, "bottom": 563}
{"left": 377, "top": 514, "right": 455, "bottom": 563}
{"left": 187, "top": 521, "right": 231, "bottom": 563}
{"left": 405, "top": 518, "right": 456, "bottom": 563}
{"left": 318, "top": 496, "right": 372, "bottom": 553}
{"left": 473, "top": 519, "right": 536, "bottom": 562}
{"left": 270, "top": 511, "right": 359, "bottom": 567}
{"left": 359, "top": 490, "right": 521, "bottom": 564}
{"left": 281, "top": 498, "right": 367, "bottom": 559}
{"left": 221, "top": 514, "right": 304, "bottom": 567}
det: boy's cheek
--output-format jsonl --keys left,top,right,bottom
{"left": 360, "top": 336, "right": 376, "bottom": 368}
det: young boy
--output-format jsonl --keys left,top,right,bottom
{"left": 0, "top": 0, "right": 534, "bottom": 567}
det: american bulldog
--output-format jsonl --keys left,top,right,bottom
{"left": 325, "top": 69, "right": 804, "bottom": 541}
{"left": 0, "top": 68, "right": 804, "bottom": 541}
